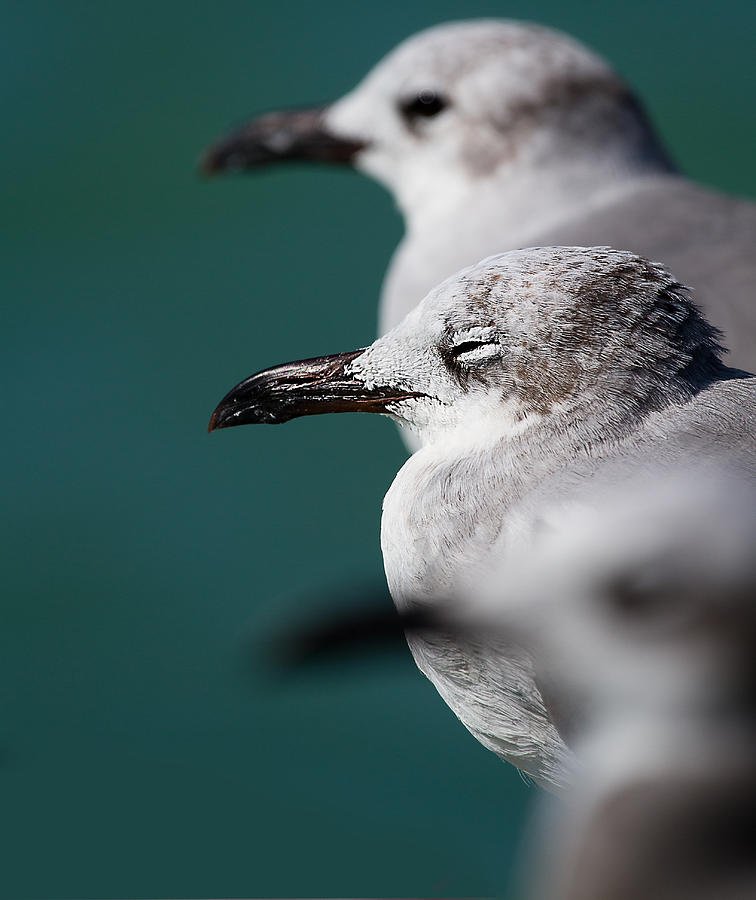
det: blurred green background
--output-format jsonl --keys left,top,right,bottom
{"left": 1, "top": 0, "right": 755, "bottom": 897}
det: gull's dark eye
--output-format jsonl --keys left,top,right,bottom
{"left": 399, "top": 90, "right": 448, "bottom": 121}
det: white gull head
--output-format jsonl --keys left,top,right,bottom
{"left": 203, "top": 20, "right": 672, "bottom": 238}
{"left": 200, "top": 18, "right": 756, "bottom": 386}
{"left": 346, "top": 245, "right": 719, "bottom": 449}
{"left": 326, "top": 21, "right": 671, "bottom": 225}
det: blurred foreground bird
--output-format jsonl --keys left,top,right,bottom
{"left": 202, "top": 20, "right": 756, "bottom": 374}
{"left": 209, "top": 246, "right": 756, "bottom": 789}
{"left": 492, "top": 472, "right": 756, "bottom": 900}
{"left": 269, "top": 468, "right": 756, "bottom": 897}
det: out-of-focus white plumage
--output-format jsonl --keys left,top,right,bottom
{"left": 324, "top": 21, "right": 756, "bottom": 374}
{"left": 472, "top": 471, "right": 756, "bottom": 899}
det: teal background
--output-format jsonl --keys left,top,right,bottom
{"left": 2, "top": 1, "right": 755, "bottom": 897}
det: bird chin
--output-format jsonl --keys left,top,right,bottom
{"left": 383, "top": 396, "right": 449, "bottom": 444}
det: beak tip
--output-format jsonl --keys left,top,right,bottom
{"left": 199, "top": 146, "right": 257, "bottom": 176}
{"left": 208, "top": 400, "right": 259, "bottom": 432}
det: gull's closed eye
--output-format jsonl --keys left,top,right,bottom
{"left": 451, "top": 339, "right": 501, "bottom": 364}
{"left": 452, "top": 340, "right": 488, "bottom": 356}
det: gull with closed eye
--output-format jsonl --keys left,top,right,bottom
{"left": 208, "top": 246, "right": 756, "bottom": 789}
{"left": 202, "top": 20, "right": 756, "bottom": 385}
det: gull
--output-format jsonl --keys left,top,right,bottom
{"left": 491, "top": 471, "right": 756, "bottom": 899}
{"left": 207, "top": 246, "right": 756, "bottom": 789}
{"left": 201, "top": 20, "right": 756, "bottom": 373}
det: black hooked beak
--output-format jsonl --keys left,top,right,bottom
{"left": 200, "top": 106, "right": 366, "bottom": 175}
{"left": 208, "top": 349, "right": 422, "bottom": 432}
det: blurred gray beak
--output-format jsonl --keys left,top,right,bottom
{"left": 208, "top": 350, "right": 422, "bottom": 431}
{"left": 200, "top": 106, "right": 365, "bottom": 174}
